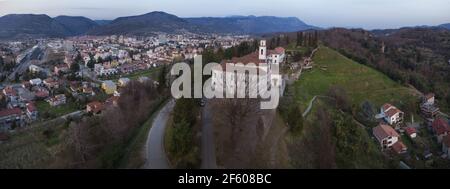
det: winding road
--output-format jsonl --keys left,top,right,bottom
{"left": 143, "top": 99, "right": 174, "bottom": 169}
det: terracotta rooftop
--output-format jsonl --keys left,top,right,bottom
{"left": 405, "top": 127, "right": 417, "bottom": 136}
{"left": 87, "top": 101, "right": 104, "bottom": 114}
{"left": 425, "top": 93, "right": 435, "bottom": 100}
{"left": 26, "top": 103, "right": 37, "bottom": 112}
{"left": 392, "top": 141, "right": 407, "bottom": 154}
{"left": 0, "top": 108, "right": 22, "bottom": 117}
{"left": 373, "top": 124, "right": 399, "bottom": 141}
{"left": 223, "top": 52, "right": 264, "bottom": 65}
{"left": 432, "top": 118, "right": 450, "bottom": 135}
{"left": 382, "top": 103, "right": 403, "bottom": 117}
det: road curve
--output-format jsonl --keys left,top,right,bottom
{"left": 143, "top": 99, "right": 175, "bottom": 169}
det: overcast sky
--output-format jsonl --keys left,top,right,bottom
{"left": 0, "top": 0, "right": 449, "bottom": 29}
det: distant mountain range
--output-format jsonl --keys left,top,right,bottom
{"left": 53, "top": 16, "right": 98, "bottom": 36}
{"left": 0, "top": 11, "right": 317, "bottom": 39}
{"left": 0, "top": 11, "right": 448, "bottom": 39}
{"left": 0, "top": 14, "right": 98, "bottom": 39}
{"left": 87, "top": 11, "right": 203, "bottom": 36}
{"left": 87, "top": 12, "right": 317, "bottom": 35}
{"left": 185, "top": 15, "right": 317, "bottom": 34}
{"left": 439, "top": 23, "right": 450, "bottom": 30}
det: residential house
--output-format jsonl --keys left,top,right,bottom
{"left": 47, "top": 94, "right": 67, "bottom": 107}
{"left": 392, "top": 141, "right": 408, "bottom": 155}
{"left": 105, "top": 96, "right": 120, "bottom": 108}
{"left": 54, "top": 64, "right": 69, "bottom": 75}
{"left": 432, "top": 118, "right": 449, "bottom": 143}
{"left": 82, "top": 86, "right": 95, "bottom": 96}
{"left": 405, "top": 127, "right": 417, "bottom": 139}
{"left": 43, "top": 78, "right": 60, "bottom": 89}
{"left": 380, "top": 103, "right": 404, "bottom": 125}
{"left": 373, "top": 124, "right": 407, "bottom": 154}
{"left": 118, "top": 78, "right": 130, "bottom": 87}
{"left": 29, "top": 78, "right": 42, "bottom": 86}
{"left": 102, "top": 80, "right": 117, "bottom": 95}
{"left": 33, "top": 87, "right": 50, "bottom": 100}
{"left": 22, "top": 81, "right": 31, "bottom": 89}
{"left": 420, "top": 93, "right": 439, "bottom": 120}
{"left": 86, "top": 101, "right": 104, "bottom": 114}
{"left": 3, "top": 86, "right": 18, "bottom": 103}
{"left": 29, "top": 65, "right": 43, "bottom": 74}
{"left": 0, "top": 108, "right": 23, "bottom": 130}
{"left": 26, "top": 103, "right": 38, "bottom": 120}
{"left": 94, "top": 63, "right": 118, "bottom": 76}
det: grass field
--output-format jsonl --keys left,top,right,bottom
{"left": 102, "top": 67, "right": 162, "bottom": 82}
{"left": 0, "top": 122, "right": 68, "bottom": 169}
{"left": 35, "top": 100, "right": 79, "bottom": 119}
{"left": 292, "top": 46, "right": 419, "bottom": 112}
{"left": 284, "top": 46, "right": 424, "bottom": 168}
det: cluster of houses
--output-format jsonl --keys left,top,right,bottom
{"left": 72, "top": 34, "right": 251, "bottom": 78}
{"left": 372, "top": 93, "right": 450, "bottom": 160}
{"left": 373, "top": 103, "right": 408, "bottom": 154}
{"left": 0, "top": 76, "right": 68, "bottom": 129}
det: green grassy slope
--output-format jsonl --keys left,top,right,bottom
{"left": 293, "top": 46, "right": 419, "bottom": 112}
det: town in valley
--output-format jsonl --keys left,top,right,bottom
{"left": 0, "top": 0, "right": 450, "bottom": 170}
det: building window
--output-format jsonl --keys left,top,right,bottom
{"left": 261, "top": 49, "right": 264, "bottom": 55}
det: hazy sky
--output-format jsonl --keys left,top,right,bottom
{"left": 0, "top": 0, "right": 449, "bottom": 29}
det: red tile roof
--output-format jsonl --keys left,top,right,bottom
{"left": 382, "top": 103, "right": 393, "bottom": 111}
{"left": 392, "top": 141, "right": 407, "bottom": 154}
{"left": 405, "top": 127, "right": 417, "bottom": 136}
{"left": 87, "top": 101, "right": 104, "bottom": 114}
{"left": 274, "top": 47, "right": 285, "bottom": 54}
{"left": 34, "top": 90, "right": 49, "bottom": 98}
{"left": 432, "top": 118, "right": 450, "bottom": 135}
{"left": 382, "top": 103, "right": 402, "bottom": 118}
{"left": 425, "top": 93, "right": 434, "bottom": 100}
{"left": 3, "top": 86, "right": 17, "bottom": 96}
{"left": 0, "top": 108, "right": 22, "bottom": 117}
{"left": 373, "top": 124, "right": 399, "bottom": 141}
{"left": 223, "top": 52, "right": 264, "bottom": 65}
{"left": 26, "top": 103, "right": 37, "bottom": 112}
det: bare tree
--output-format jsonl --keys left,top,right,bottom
{"left": 314, "top": 107, "right": 337, "bottom": 169}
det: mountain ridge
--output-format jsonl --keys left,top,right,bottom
{"left": 1, "top": 11, "right": 448, "bottom": 39}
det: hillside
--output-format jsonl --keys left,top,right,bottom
{"left": 284, "top": 47, "right": 420, "bottom": 168}
{"left": 293, "top": 46, "right": 419, "bottom": 110}
{"left": 0, "top": 12, "right": 319, "bottom": 38}
{"left": 0, "top": 14, "right": 68, "bottom": 39}
{"left": 319, "top": 28, "right": 450, "bottom": 112}
{"left": 53, "top": 16, "right": 99, "bottom": 36}
{"left": 438, "top": 23, "right": 450, "bottom": 30}
{"left": 186, "top": 16, "right": 316, "bottom": 34}
{"left": 87, "top": 11, "right": 203, "bottom": 35}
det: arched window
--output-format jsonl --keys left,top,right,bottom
{"left": 261, "top": 49, "right": 264, "bottom": 55}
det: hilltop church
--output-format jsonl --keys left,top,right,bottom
{"left": 210, "top": 40, "right": 285, "bottom": 96}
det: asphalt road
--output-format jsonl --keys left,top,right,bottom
{"left": 201, "top": 100, "right": 218, "bottom": 169}
{"left": 143, "top": 100, "right": 174, "bottom": 169}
